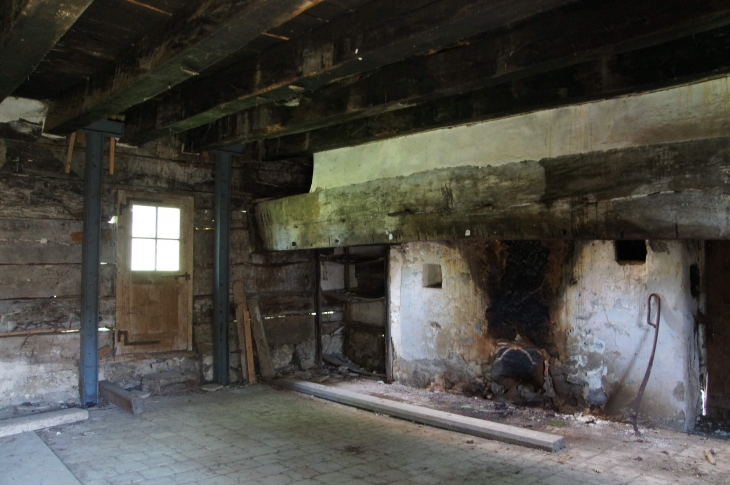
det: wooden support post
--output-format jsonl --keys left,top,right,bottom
{"left": 315, "top": 251, "right": 322, "bottom": 366}
{"left": 384, "top": 249, "right": 393, "bottom": 382}
{"left": 248, "top": 299, "right": 274, "bottom": 377}
{"left": 109, "top": 137, "right": 116, "bottom": 175}
{"left": 233, "top": 281, "right": 255, "bottom": 383}
{"left": 65, "top": 132, "right": 76, "bottom": 174}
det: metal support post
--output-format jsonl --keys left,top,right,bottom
{"left": 79, "top": 120, "right": 124, "bottom": 407}
{"left": 212, "top": 144, "right": 243, "bottom": 386}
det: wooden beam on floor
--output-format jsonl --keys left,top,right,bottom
{"left": 272, "top": 379, "right": 566, "bottom": 452}
{"left": 184, "top": 0, "right": 730, "bottom": 150}
{"left": 99, "top": 380, "right": 143, "bottom": 416}
{"left": 121, "top": 0, "right": 579, "bottom": 145}
{"left": 0, "top": 0, "right": 94, "bottom": 102}
{"left": 42, "top": 0, "right": 325, "bottom": 135}
{"left": 228, "top": 25, "right": 730, "bottom": 159}
{"left": 252, "top": 137, "right": 730, "bottom": 251}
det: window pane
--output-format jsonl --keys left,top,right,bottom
{"left": 131, "top": 238, "right": 156, "bottom": 271}
{"left": 157, "top": 207, "right": 180, "bottom": 239}
{"left": 132, "top": 205, "right": 157, "bottom": 238}
{"left": 156, "top": 239, "right": 180, "bottom": 271}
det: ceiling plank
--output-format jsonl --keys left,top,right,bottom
{"left": 121, "top": 0, "right": 580, "bottom": 145}
{"left": 212, "top": 25, "right": 730, "bottom": 159}
{"left": 0, "top": 0, "right": 95, "bottom": 102}
{"left": 43, "top": 0, "right": 326, "bottom": 135}
{"left": 182, "top": 0, "right": 730, "bottom": 150}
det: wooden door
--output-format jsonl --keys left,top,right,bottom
{"left": 705, "top": 241, "right": 730, "bottom": 419}
{"left": 116, "top": 191, "right": 194, "bottom": 354}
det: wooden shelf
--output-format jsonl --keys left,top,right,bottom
{"left": 321, "top": 255, "right": 384, "bottom": 266}
{"left": 341, "top": 320, "right": 385, "bottom": 335}
{"left": 322, "top": 289, "right": 384, "bottom": 303}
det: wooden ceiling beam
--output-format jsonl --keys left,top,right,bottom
{"left": 0, "top": 0, "right": 94, "bottom": 102}
{"left": 183, "top": 0, "right": 730, "bottom": 151}
{"left": 121, "top": 0, "right": 580, "bottom": 145}
{"left": 43, "top": 0, "right": 325, "bottom": 135}
{"left": 220, "top": 25, "right": 730, "bottom": 159}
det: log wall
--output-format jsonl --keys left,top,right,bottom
{"left": 0, "top": 117, "right": 316, "bottom": 406}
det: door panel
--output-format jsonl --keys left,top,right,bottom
{"left": 116, "top": 191, "right": 194, "bottom": 355}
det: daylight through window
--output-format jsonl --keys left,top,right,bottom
{"left": 131, "top": 205, "right": 181, "bottom": 271}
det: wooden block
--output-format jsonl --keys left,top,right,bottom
{"left": 248, "top": 299, "right": 274, "bottom": 377}
{"left": 109, "top": 137, "right": 116, "bottom": 175}
{"left": 273, "top": 379, "right": 566, "bottom": 452}
{"left": 99, "top": 380, "right": 143, "bottom": 416}
{"left": 64, "top": 132, "right": 76, "bottom": 174}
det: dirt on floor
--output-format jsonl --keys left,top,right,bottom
{"left": 285, "top": 364, "right": 729, "bottom": 484}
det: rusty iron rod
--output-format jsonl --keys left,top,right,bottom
{"left": 631, "top": 293, "right": 661, "bottom": 435}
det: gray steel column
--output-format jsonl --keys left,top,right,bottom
{"left": 79, "top": 130, "right": 103, "bottom": 406}
{"left": 212, "top": 145, "right": 243, "bottom": 386}
{"left": 78, "top": 120, "right": 123, "bottom": 407}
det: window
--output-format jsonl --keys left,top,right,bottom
{"left": 422, "top": 263, "right": 443, "bottom": 288}
{"left": 130, "top": 205, "right": 181, "bottom": 271}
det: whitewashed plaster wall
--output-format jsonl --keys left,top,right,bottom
{"left": 312, "top": 76, "right": 730, "bottom": 190}
{"left": 388, "top": 240, "right": 702, "bottom": 430}
{"left": 389, "top": 242, "right": 492, "bottom": 387}
{"left": 558, "top": 240, "right": 701, "bottom": 431}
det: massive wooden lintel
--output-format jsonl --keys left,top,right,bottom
{"left": 232, "top": 26, "right": 730, "bottom": 159}
{"left": 122, "top": 0, "right": 579, "bottom": 145}
{"left": 43, "top": 0, "right": 324, "bottom": 135}
{"left": 0, "top": 0, "right": 94, "bottom": 102}
{"left": 185, "top": 0, "right": 730, "bottom": 150}
{"left": 253, "top": 137, "right": 730, "bottom": 251}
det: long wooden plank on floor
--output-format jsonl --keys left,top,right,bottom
{"left": 0, "top": 408, "right": 89, "bottom": 438}
{"left": 272, "top": 379, "right": 565, "bottom": 452}
{"left": 248, "top": 299, "right": 275, "bottom": 377}
{"left": 99, "top": 380, "right": 143, "bottom": 416}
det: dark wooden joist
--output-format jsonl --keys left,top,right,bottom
{"left": 252, "top": 137, "right": 730, "bottom": 251}
{"left": 222, "top": 25, "right": 730, "bottom": 159}
{"left": 0, "top": 0, "right": 94, "bottom": 102}
{"left": 185, "top": 0, "right": 730, "bottom": 150}
{"left": 122, "top": 0, "right": 579, "bottom": 145}
{"left": 43, "top": 0, "right": 326, "bottom": 135}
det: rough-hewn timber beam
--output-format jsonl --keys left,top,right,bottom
{"left": 122, "top": 0, "right": 579, "bottom": 145}
{"left": 43, "top": 0, "right": 325, "bottom": 135}
{"left": 228, "top": 25, "right": 730, "bottom": 159}
{"left": 0, "top": 0, "right": 94, "bottom": 102}
{"left": 253, "top": 137, "right": 730, "bottom": 251}
{"left": 186, "top": 0, "right": 730, "bottom": 150}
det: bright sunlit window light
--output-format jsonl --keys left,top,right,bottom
{"left": 131, "top": 205, "right": 181, "bottom": 272}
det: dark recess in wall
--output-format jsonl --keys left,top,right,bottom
{"left": 615, "top": 240, "right": 647, "bottom": 264}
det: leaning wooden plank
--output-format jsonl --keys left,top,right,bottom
{"left": 123, "top": 0, "right": 578, "bottom": 145}
{"left": 273, "top": 379, "right": 565, "bottom": 452}
{"left": 232, "top": 281, "right": 253, "bottom": 383}
{"left": 0, "top": 0, "right": 94, "bottom": 102}
{"left": 0, "top": 408, "right": 89, "bottom": 438}
{"left": 248, "top": 299, "right": 275, "bottom": 377}
{"left": 190, "top": 0, "right": 730, "bottom": 150}
{"left": 43, "top": 0, "right": 324, "bottom": 134}
{"left": 99, "top": 380, "right": 143, "bottom": 416}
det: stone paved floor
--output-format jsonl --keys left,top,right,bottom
{"left": 36, "top": 385, "right": 729, "bottom": 485}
